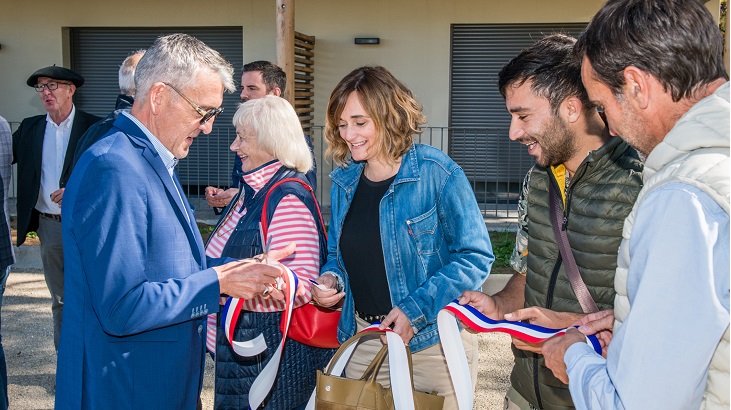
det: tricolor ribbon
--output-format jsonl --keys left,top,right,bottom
{"left": 437, "top": 299, "right": 602, "bottom": 409}
{"left": 221, "top": 265, "right": 299, "bottom": 410}
{"left": 305, "top": 325, "right": 416, "bottom": 410}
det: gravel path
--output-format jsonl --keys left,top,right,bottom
{"left": 3, "top": 270, "right": 512, "bottom": 409}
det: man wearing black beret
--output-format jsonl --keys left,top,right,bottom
{"left": 12, "top": 65, "right": 100, "bottom": 351}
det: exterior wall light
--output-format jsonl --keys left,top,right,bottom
{"left": 354, "top": 38, "right": 380, "bottom": 45}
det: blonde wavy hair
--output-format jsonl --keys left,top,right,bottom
{"left": 324, "top": 66, "right": 426, "bottom": 166}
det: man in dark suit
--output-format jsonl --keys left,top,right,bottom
{"left": 72, "top": 50, "right": 146, "bottom": 166}
{"left": 12, "top": 65, "right": 100, "bottom": 350}
{"left": 55, "top": 33, "right": 291, "bottom": 409}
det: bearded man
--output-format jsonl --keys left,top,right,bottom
{"left": 459, "top": 34, "right": 643, "bottom": 410}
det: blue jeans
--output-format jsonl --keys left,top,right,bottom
{"left": 0, "top": 266, "right": 10, "bottom": 410}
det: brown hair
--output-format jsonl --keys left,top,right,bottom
{"left": 324, "top": 66, "right": 426, "bottom": 166}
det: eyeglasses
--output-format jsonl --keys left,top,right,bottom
{"left": 163, "top": 82, "right": 223, "bottom": 125}
{"left": 34, "top": 81, "right": 72, "bottom": 92}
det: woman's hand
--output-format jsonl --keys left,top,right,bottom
{"left": 380, "top": 307, "right": 414, "bottom": 345}
{"left": 311, "top": 274, "right": 345, "bottom": 308}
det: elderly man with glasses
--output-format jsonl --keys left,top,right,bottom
{"left": 12, "top": 65, "right": 100, "bottom": 352}
{"left": 55, "top": 33, "right": 292, "bottom": 409}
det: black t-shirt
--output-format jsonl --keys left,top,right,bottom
{"left": 340, "top": 172, "right": 396, "bottom": 316}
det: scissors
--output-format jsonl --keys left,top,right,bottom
{"left": 258, "top": 224, "right": 276, "bottom": 297}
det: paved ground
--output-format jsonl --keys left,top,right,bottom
{"left": 3, "top": 197, "right": 516, "bottom": 409}
{"left": 3, "top": 270, "right": 513, "bottom": 409}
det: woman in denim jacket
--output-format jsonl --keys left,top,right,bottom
{"left": 312, "top": 66, "right": 494, "bottom": 409}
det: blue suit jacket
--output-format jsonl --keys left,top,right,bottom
{"left": 55, "top": 113, "right": 222, "bottom": 409}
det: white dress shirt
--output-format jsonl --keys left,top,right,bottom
{"left": 121, "top": 111, "right": 189, "bottom": 223}
{"left": 35, "top": 105, "right": 76, "bottom": 215}
{"left": 564, "top": 183, "right": 730, "bottom": 409}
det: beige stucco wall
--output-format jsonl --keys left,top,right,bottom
{"left": 0, "top": 0, "right": 721, "bottom": 126}
{"left": 0, "top": 0, "right": 278, "bottom": 123}
{"left": 298, "top": 0, "right": 606, "bottom": 127}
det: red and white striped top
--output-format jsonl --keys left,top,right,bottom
{"left": 205, "top": 161, "right": 319, "bottom": 312}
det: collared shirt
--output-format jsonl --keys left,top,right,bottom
{"left": 121, "top": 111, "right": 188, "bottom": 223}
{"left": 564, "top": 183, "right": 730, "bottom": 409}
{"left": 35, "top": 105, "right": 76, "bottom": 214}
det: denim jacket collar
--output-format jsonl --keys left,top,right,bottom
{"left": 330, "top": 144, "right": 421, "bottom": 189}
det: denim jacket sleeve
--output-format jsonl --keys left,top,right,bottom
{"left": 396, "top": 166, "right": 494, "bottom": 331}
{"left": 319, "top": 172, "right": 348, "bottom": 286}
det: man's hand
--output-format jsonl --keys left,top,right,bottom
{"left": 573, "top": 309, "right": 614, "bottom": 356}
{"left": 542, "top": 328, "right": 587, "bottom": 384}
{"left": 504, "top": 307, "right": 583, "bottom": 354}
{"left": 505, "top": 307, "right": 584, "bottom": 329}
{"left": 50, "top": 188, "right": 64, "bottom": 207}
{"left": 205, "top": 187, "right": 239, "bottom": 208}
{"left": 215, "top": 242, "right": 296, "bottom": 300}
{"left": 311, "top": 274, "right": 345, "bottom": 308}
{"left": 379, "top": 306, "right": 414, "bottom": 345}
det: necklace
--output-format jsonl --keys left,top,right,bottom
{"left": 215, "top": 196, "right": 246, "bottom": 237}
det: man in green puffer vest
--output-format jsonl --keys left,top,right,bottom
{"left": 459, "top": 34, "right": 643, "bottom": 410}
{"left": 542, "top": 1, "right": 729, "bottom": 409}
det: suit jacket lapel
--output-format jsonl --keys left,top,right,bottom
{"left": 115, "top": 115, "right": 204, "bottom": 265}
{"left": 173, "top": 171, "right": 206, "bottom": 267}
{"left": 60, "top": 112, "right": 87, "bottom": 185}
{"left": 31, "top": 118, "right": 45, "bottom": 177}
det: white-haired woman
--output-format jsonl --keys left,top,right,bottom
{"left": 206, "top": 95, "right": 331, "bottom": 409}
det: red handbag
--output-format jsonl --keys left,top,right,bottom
{"left": 261, "top": 178, "right": 341, "bottom": 349}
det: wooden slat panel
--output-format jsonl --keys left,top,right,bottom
{"left": 295, "top": 99, "right": 314, "bottom": 107}
{"left": 295, "top": 39, "right": 315, "bottom": 51}
{"left": 294, "top": 65, "right": 314, "bottom": 74}
{"left": 295, "top": 31, "right": 316, "bottom": 43}
{"left": 295, "top": 57, "right": 314, "bottom": 66}
{"left": 294, "top": 48, "right": 314, "bottom": 58}
{"left": 293, "top": 31, "right": 314, "bottom": 136}
{"left": 295, "top": 73, "right": 314, "bottom": 81}
{"left": 294, "top": 82, "right": 314, "bottom": 90}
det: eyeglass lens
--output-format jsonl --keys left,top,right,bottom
{"left": 200, "top": 108, "right": 223, "bottom": 125}
{"left": 34, "top": 82, "right": 69, "bottom": 92}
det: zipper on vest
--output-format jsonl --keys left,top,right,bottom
{"left": 533, "top": 356, "right": 544, "bottom": 409}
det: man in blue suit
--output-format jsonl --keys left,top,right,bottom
{"left": 55, "top": 33, "right": 291, "bottom": 409}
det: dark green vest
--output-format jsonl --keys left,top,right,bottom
{"left": 511, "top": 137, "right": 643, "bottom": 409}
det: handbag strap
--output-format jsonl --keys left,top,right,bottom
{"left": 306, "top": 327, "right": 416, "bottom": 410}
{"left": 260, "top": 177, "right": 327, "bottom": 241}
{"left": 548, "top": 179, "right": 599, "bottom": 314}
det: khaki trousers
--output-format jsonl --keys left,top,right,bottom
{"left": 37, "top": 215, "right": 64, "bottom": 351}
{"left": 345, "top": 316, "right": 479, "bottom": 410}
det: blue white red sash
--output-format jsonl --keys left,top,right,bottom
{"left": 220, "top": 265, "right": 299, "bottom": 410}
{"left": 437, "top": 300, "right": 602, "bottom": 409}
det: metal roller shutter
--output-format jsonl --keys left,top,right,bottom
{"left": 69, "top": 27, "right": 243, "bottom": 190}
{"left": 449, "top": 23, "right": 586, "bottom": 189}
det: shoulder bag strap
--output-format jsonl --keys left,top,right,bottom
{"left": 548, "top": 179, "right": 599, "bottom": 314}
{"left": 260, "top": 177, "right": 327, "bottom": 241}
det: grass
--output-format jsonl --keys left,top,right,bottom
{"left": 489, "top": 231, "right": 516, "bottom": 269}
{"left": 198, "top": 223, "right": 215, "bottom": 242}
{"left": 197, "top": 222, "right": 517, "bottom": 273}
